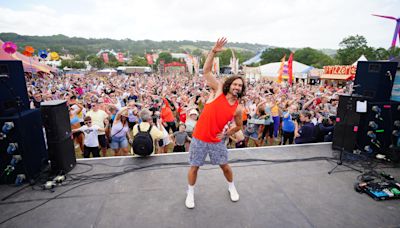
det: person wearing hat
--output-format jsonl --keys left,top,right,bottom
{"left": 109, "top": 107, "right": 132, "bottom": 156}
{"left": 185, "top": 109, "right": 198, "bottom": 138}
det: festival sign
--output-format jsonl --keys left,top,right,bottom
{"left": 321, "top": 65, "right": 356, "bottom": 80}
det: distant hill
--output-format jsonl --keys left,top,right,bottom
{"left": 0, "top": 33, "right": 269, "bottom": 59}
{"left": 0, "top": 33, "right": 336, "bottom": 60}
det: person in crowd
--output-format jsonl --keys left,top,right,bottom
{"left": 85, "top": 101, "right": 109, "bottom": 157}
{"left": 171, "top": 123, "right": 191, "bottom": 152}
{"left": 69, "top": 97, "right": 85, "bottom": 153}
{"left": 72, "top": 116, "right": 108, "bottom": 158}
{"left": 185, "top": 109, "right": 198, "bottom": 137}
{"left": 132, "top": 108, "right": 164, "bottom": 154}
{"left": 110, "top": 107, "right": 132, "bottom": 156}
{"left": 30, "top": 92, "right": 43, "bottom": 109}
{"left": 294, "top": 110, "right": 316, "bottom": 144}
{"left": 281, "top": 105, "right": 296, "bottom": 145}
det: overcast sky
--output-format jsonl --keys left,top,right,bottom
{"left": 0, "top": 0, "right": 399, "bottom": 49}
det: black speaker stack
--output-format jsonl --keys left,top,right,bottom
{"left": 332, "top": 61, "right": 400, "bottom": 162}
{"left": 41, "top": 100, "right": 76, "bottom": 174}
{"left": 0, "top": 61, "right": 48, "bottom": 184}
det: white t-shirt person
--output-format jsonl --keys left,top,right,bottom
{"left": 77, "top": 125, "right": 101, "bottom": 147}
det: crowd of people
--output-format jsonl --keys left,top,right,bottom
{"left": 24, "top": 68, "right": 350, "bottom": 158}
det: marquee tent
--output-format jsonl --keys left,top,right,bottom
{"left": 259, "top": 60, "right": 311, "bottom": 79}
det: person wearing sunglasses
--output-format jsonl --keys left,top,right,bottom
{"left": 72, "top": 116, "right": 109, "bottom": 158}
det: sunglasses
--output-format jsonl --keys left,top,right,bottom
{"left": 85, "top": 121, "right": 92, "bottom": 124}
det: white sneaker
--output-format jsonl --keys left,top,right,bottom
{"left": 228, "top": 187, "right": 240, "bottom": 202}
{"left": 185, "top": 191, "right": 195, "bottom": 209}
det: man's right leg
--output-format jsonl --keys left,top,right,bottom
{"left": 186, "top": 166, "right": 199, "bottom": 209}
{"left": 188, "top": 166, "right": 199, "bottom": 186}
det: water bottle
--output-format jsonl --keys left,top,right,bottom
{"left": 2, "top": 122, "right": 14, "bottom": 133}
{"left": 7, "top": 143, "right": 18, "bottom": 155}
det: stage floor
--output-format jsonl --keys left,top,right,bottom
{"left": 0, "top": 143, "right": 399, "bottom": 228}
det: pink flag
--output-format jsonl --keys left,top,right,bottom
{"left": 102, "top": 53, "right": 109, "bottom": 63}
{"left": 146, "top": 54, "right": 154, "bottom": 65}
{"left": 117, "top": 52, "right": 124, "bottom": 62}
{"left": 288, "top": 53, "right": 294, "bottom": 86}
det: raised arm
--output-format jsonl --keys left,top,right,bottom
{"left": 203, "top": 37, "right": 227, "bottom": 92}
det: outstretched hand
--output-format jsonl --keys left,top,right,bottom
{"left": 212, "top": 37, "right": 228, "bottom": 53}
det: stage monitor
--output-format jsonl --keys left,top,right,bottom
{"left": 354, "top": 61, "right": 398, "bottom": 101}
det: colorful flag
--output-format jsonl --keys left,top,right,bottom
{"left": 102, "top": 52, "right": 109, "bottom": 63}
{"left": 277, "top": 55, "right": 286, "bottom": 83}
{"left": 146, "top": 54, "right": 154, "bottom": 65}
{"left": 288, "top": 53, "right": 294, "bottom": 86}
{"left": 117, "top": 52, "right": 124, "bottom": 62}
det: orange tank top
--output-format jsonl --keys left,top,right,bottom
{"left": 193, "top": 93, "right": 238, "bottom": 143}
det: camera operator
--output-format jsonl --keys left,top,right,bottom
{"left": 294, "top": 110, "right": 316, "bottom": 144}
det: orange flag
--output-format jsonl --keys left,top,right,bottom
{"left": 277, "top": 55, "right": 286, "bottom": 83}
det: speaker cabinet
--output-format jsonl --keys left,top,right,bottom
{"left": 41, "top": 100, "right": 71, "bottom": 142}
{"left": 41, "top": 100, "right": 76, "bottom": 173}
{"left": 354, "top": 61, "right": 398, "bottom": 101}
{"left": 332, "top": 95, "right": 366, "bottom": 152}
{"left": 0, "top": 109, "right": 47, "bottom": 184}
{"left": 0, "top": 60, "right": 30, "bottom": 116}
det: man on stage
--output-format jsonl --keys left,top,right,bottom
{"left": 185, "top": 37, "right": 245, "bottom": 209}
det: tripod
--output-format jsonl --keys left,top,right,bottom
{"left": 329, "top": 93, "right": 364, "bottom": 175}
{"left": 328, "top": 147, "right": 362, "bottom": 174}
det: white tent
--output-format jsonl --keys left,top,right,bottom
{"left": 352, "top": 55, "right": 368, "bottom": 66}
{"left": 259, "top": 61, "right": 311, "bottom": 79}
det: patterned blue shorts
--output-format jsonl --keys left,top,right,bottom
{"left": 188, "top": 138, "right": 228, "bottom": 166}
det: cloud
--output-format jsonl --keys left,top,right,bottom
{"left": 0, "top": 0, "right": 398, "bottom": 49}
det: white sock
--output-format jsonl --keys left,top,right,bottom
{"left": 228, "top": 181, "right": 235, "bottom": 190}
{"left": 187, "top": 185, "right": 194, "bottom": 194}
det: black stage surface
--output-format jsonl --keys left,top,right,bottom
{"left": 0, "top": 143, "right": 399, "bottom": 228}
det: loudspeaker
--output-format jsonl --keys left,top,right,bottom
{"left": 40, "top": 100, "right": 76, "bottom": 173}
{"left": 354, "top": 61, "right": 398, "bottom": 101}
{"left": 332, "top": 95, "right": 366, "bottom": 152}
{"left": 0, "top": 109, "right": 48, "bottom": 184}
{"left": 41, "top": 100, "right": 71, "bottom": 142}
{"left": 0, "top": 60, "right": 30, "bottom": 116}
{"left": 47, "top": 139, "right": 76, "bottom": 174}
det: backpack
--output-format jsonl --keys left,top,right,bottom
{"left": 132, "top": 124, "right": 153, "bottom": 156}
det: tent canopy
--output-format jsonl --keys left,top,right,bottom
{"left": 259, "top": 61, "right": 311, "bottom": 78}
{"left": 0, "top": 40, "right": 56, "bottom": 73}
{"left": 352, "top": 55, "right": 368, "bottom": 66}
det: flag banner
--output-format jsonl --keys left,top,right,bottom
{"left": 277, "top": 55, "right": 286, "bottom": 83}
{"left": 102, "top": 52, "right": 109, "bottom": 63}
{"left": 288, "top": 53, "right": 294, "bottom": 86}
{"left": 117, "top": 52, "right": 124, "bottom": 62}
{"left": 146, "top": 54, "right": 154, "bottom": 65}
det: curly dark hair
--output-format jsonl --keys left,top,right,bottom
{"left": 222, "top": 76, "right": 246, "bottom": 98}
